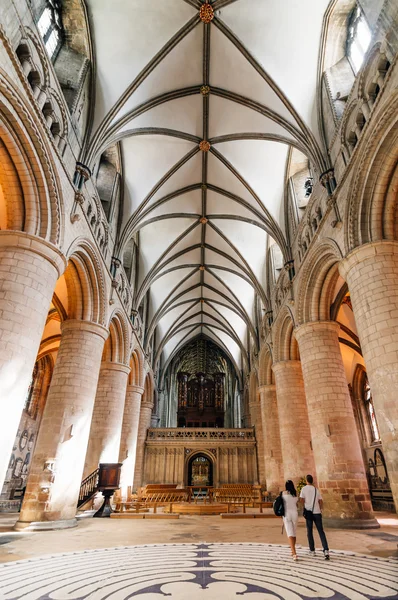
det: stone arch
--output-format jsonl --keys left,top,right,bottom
{"left": 21, "top": 28, "right": 51, "bottom": 88}
{"left": 352, "top": 363, "right": 367, "bottom": 400}
{"left": 272, "top": 305, "right": 299, "bottom": 362}
{"left": 351, "top": 363, "right": 374, "bottom": 448}
{"left": 296, "top": 239, "right": 343, "bottom": 325}
{"left": 23, "top": 352, "right": 54, "bottom": 420}
{"left": 0, "top": 138, "right": 23, "bottom": 231}
{"left": 143, "top": 370, "right": 154, "bottom": 406}
{"left": 345, "top": 92, "right": 398, "bottom": 251}
{"left": 185, "top": 449, "right": 216, "bottom": 487}
{"left": 103, "top": 309, "right": 130, "bottom": 365}
{"left": 0, "top": 71, "right": 63, "bottom": 244}
{"left": 129, "top": 346, "right": 145, "bottom": 388}
{"left": 64, "top": 238, "right": 107, "bottom": 325}
{"left": 258, "top": 343, "right": 274, "bottom": 386}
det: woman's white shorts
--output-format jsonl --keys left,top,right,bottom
{"left": 283, "top": 515, "right": 298, "bottom": 537}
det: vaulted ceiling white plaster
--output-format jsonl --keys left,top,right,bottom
{"left": 84, "top": 0, "right": 330, "bottom": 374}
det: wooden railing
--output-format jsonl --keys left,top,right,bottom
{"left": 78, "top": 468, "right": 99, "bottom": 508}
{"left": 147, "top": 428, "right": 255, "bottom": 441}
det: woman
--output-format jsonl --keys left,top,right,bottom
{"left": 282, "top": 480, "right": 299, "bottom": 561}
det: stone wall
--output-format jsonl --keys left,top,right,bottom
{"left": 143, "top": 428, "right": 258, "bottom": 487}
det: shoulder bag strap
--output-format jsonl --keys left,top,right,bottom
{"left": 311, "top": 488, "right": 317, "bottom": 511}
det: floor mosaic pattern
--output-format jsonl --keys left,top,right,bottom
{"left": 0, "top": 543, "right": 397, "bottom": 600}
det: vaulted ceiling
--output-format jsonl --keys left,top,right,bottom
{"left": 84, "top": 0, "right": 330, "bottom": 374}
{"left": 169, "top": 336, "right": 234, "bottom": 378}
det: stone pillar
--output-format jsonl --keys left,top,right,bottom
{"left": 16, "top": 320, "right": 108, "bottom": 530}
{"left": 84, "top": 361, "right": 130, "bottom": 477}
{"left": 133, "top": 400, "right": 154, "bottom": 490}
{"left": 250, "top": 400, "right": 265, "bottom": 484}
{"left": 118, "top": 384, "right": 144, "bottom": 498}
{"left": 295, "top": 321, "right": 377, "bottom": 528}
{"left": 258, "top": 384, "right": 284, "bottom": 495}
{"left": 0, "top": 232, "right": 66, "bottom": 489}
{"left": 272, "top": 360, "right": 315, "bottom": 483}
{"left": 256, "top": 402, "right": 266, "bottom": 485}
{"left": 340, "top": 241, "right": 398, "bottom": 512}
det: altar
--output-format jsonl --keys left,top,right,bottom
{"left": 143, "top": 428, "right": 258, "bottom": 487}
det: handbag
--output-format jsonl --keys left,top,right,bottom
{"left": 303, "top": 487, "right": 317, "bottom": 520}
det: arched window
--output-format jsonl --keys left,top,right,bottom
{"left": 346, "top": 5, "right": 371, "bottom": 74}
{"left": 37, "top": 1, "right": 63, "bottom": 60}
{"left": 363, "top": 377, "right": 380, "bottom": 442}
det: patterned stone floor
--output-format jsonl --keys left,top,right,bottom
{"left": 0, "top": 543, "right": 397, "bottom": 600}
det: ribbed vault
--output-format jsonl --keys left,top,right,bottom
{"left": 84, "top": 0, "right": 331, "bottom": 374}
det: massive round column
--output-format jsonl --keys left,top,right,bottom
{"left": 340, "top": 241, "right": 398, "bottom": 512}
{"left": 249, "top": 400, "right": 265, "bottom": 484}
{"left": 0, "top": 232, "right": 66, "bottom": 489}
{"left": 118, "top": 384, "right": 144, "bottom": 498}
{"left": 295, "top": 321, "right": 377, "bottom": 528}
{"left": 133, "top": 399, "right": 154, "bottom": 490}
{"left": 16, "top": 320, "right": 108, "bottom": 530}
{"left": 84, "top": 361, "right": 130, "bottom": 477}
{"left": 272, "top": 360, "right": 315, "bottom": 483}
{"left": 258, "top": 384, "right": 283, "bottom": 494}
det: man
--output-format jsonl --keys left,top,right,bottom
{"left": 300, "top": 474, "right": 330, "bottom": 560}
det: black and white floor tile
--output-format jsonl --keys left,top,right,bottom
{"left": 0, "top": 543, "right": 397, "bottom": 600}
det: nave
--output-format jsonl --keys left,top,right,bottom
{"left": 1, "top": 0, "right": 398, "bottom": 596}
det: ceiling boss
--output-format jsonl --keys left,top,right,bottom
{"left": 199, "top": 3, "right": 214, "bottom": 24}
{"left": 199, "top": 140, "right": 211, "bottom": 152}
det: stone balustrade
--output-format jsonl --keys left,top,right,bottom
{"left": 147, "top": 428, "right": 254, "bottom": 441}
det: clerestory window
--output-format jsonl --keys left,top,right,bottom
{"left": 37, "top": 1, "right": 63, "bottom": 60}
{"left": 346, "top": 5, "right": 371, "bottom": 74}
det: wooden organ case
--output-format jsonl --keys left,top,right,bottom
{"left": 177, "top": 372, "right": 225, "bottom": 428}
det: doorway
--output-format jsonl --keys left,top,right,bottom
{"left": 187, "top": 453, "right": 213, "bottom": 487}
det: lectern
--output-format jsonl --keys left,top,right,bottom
{"left": 93, "top": 462, "right": 122, "bottom": 518}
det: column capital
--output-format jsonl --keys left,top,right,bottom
{"left": 61, "top": 319, "right": 109, "bottom": 341}
{"left": 100, "top": 361, "right": 131, "bottom": 375}
{"left": 75, "top": 162, "right": 92, "bottom": 180}
{"left": 0, "top": 231, "right": 67, "bottom": 276}
{"left": 339, "top": 240, "right": 398, "bottom": 280}
{"left": 128, "top": 384, "right": 145, "bottom": 395}
{"left": 294, "top": 320, "right": 339, "bottom": 342}
{"left": 141, "top": 400, "right": 154, "bottom": 410}
{"left": 258, "top": 384, "right": 276, "bottom": 393}
{"left": 272, "top": 359, "right": 302, "bottom": 374}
